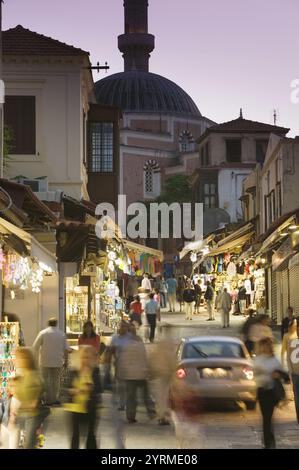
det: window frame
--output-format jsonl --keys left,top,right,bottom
{"left": 4, "top": 95, "right": 36, "bottom": 155}
{"left": 226, "top": 139, "right": 242, "bottom": 163}
{"left": 88, "top": 121, "right": 114, "bottom": 174}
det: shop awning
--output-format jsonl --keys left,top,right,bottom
{"left": 255, "top": 214, "right": 297, "bottom": 257}
{"left": 122, "top": 239, "right": 164, "bottom": 261}
{"left": 0, "top": 217, "right": 31, "bottom": 250}
{"left": 0, "top": 217, "right": 57, "bottom": 271}
{"left": 179, "top": 234, "right": 215, "bottom": 260}
{"left": 208, "top": 231, "right": 255, "bottom": 256}
{"left": 31, "top": 237, "right": 57, "bottom": 272}
{"left": 216, "top": 222, "right": 254, "bottom": 248}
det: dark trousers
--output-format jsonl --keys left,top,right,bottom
{"left": 70, "top": 411, "right": 97, "bottom": 449}
{"left": 146, "top": 314, "right": 157, "bottom": 342}
{"left": 125, "top": 380, "right": 155, "bottom": 421}
{"left": 20, "top": 415, "right": 40, "bottom": 449}
{"left": 257, "top": 388, "right": 276, "bottom": 449}
{"left": 292, "top": 374, "right": 299, "bottom": 423}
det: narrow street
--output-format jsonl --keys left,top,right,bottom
{"left": 42, "top": 308, "right": 299, "bottom": 450}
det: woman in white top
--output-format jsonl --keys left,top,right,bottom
{"left": 253, "top": 337, "right": 284, "bottom": 449}
{"left": 281, "top": 319, "right": 298, "bottom": 371}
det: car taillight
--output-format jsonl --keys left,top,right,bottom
{"left": 243, "top": 367, "right": 254, "bottom": 380}
{"left": 176, "top": 368, "right": 187, "bottom": 379}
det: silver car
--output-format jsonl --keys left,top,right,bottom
{"left": 174, "top": 336, "right": 256, "bottom": 409}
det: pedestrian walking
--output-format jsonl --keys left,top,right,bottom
{"left": 118, "top": 333, "right": 155, "bottom": 423}
{"left": 177, "top": 276, "right": 186, "bottom": 312}
{"left": 33, "top": 318, "right": 69, "bottom": 406}
{"left": 204, "top": 281, "right": 215, "bottom": 321}
{"left": 240, "top": 309, "right": 257, "bottom": 355}
{"left": 145, "top": 293, "right": 161, "bottom": 343}
{"left": 65, "top": 345, "right": 101, "bottom": 449}
{"left": 281, "top": 319, "right": 299, "bottom": 423}
{"left": 253, "top": 338, "right": 287, "bottom": 449}
{"left": 78, "top": 321, "right": 101, "bottom": 356}
{"left": 105, "top": 320, "right": 132, "bottom": 410}
{"left": 129, "top": 294, "right": 143, "bottom": 327}
{"left": 170, "top": 380, "right": 205, "bottom": 449}
{"left": 166, "top": 276, "right": 178, "bottom": 313}
{"left": 149, "top": 339, "right": 177, "bottom": 425}
{"left": 11, "top": 348, "right": 43, "bottom": 449}
{"left": 193, "top": 279, "right": 202, "bottom": 314}
{"left": 238, "top": 283, "right": 247, "bottom": 316}
{"left": 183, "top": 280, "right": 196, "bottom": 320}
{"left": 281, "top": 306, "right": 295, "bottom": 340}
{"left": 141, "top": 273, "right": 152, "bottom": 292}
{"left": 248, "top": 314, "right": 273, "bottom": 354}
{"left": 219, "top": 288, "right": 232, "bottom": 328}
{"left": 157, "top": 276, "right": 168, "bottom": 309}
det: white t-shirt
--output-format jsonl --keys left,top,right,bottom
{"left": 33, "top": 327, "right": 68, "bottom": 368}
{"left": 253, "top": 355, "right": 282, "bottom": 389}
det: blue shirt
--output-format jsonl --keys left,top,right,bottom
{"left": 166, "top": 278, "right": 177, "bottom": 294}
{"left": 145, "top": 299, "right": 159, "bottom": 315}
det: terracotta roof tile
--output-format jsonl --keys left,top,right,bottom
{"left": 207, "top": 117, "right": 289, "bottom": 134}
{"left": 3, "top": 25, "right": 89, "bottom": 56}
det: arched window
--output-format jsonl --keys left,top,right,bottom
{"left": 179, "top": 130, "right": 195, "bottom": 153}
{"left": 143, "top": 160, "right": 161, "bottom": 198}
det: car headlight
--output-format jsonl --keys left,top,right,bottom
{"left": 243, "top": 367, "right": 254, "bottom": 380}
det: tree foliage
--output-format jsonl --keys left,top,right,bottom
{"left": 156, "top": 174, "right": 192, "bottom": 204}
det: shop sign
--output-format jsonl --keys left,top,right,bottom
{"left": 289, "top": 252, "right": 299, "bottom": 269}
{"left": 272, "top": 237, "right": 293, "bottom": 271}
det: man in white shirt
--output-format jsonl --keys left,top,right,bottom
{"left": 33, "top": 317, "right": 69, "bottom": 405}
{"left": 141, "top": 273, "right": 152, "bottom": 292}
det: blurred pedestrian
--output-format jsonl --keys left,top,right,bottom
{"left": 145, "top": 293, "right": 160, "bottom": 343}
{"left": 204, "top": 281, "right": 215, "bottom": 321}
{"left": 118, "top": 333, "right": 155, "bottom": 423}
{"left": 170, "top": 380, "right": 205, "bottom": 449}
{"left": 153, "top": 288, "right": 161, "bottom": 306}
{"left": 248, "top": 314, "right": 273, "bottom": 354}
{"left": 281, "top": 306, "right": 295, "bottom": 340}
{"left": 149, "top": 339, "right": 177, "bottom": 425}
{"left": 12, "top": 348, "right": 43, "bottom": 449}
{"left": 166, "top": 276, "right": 178, "bottom": 313}
{"left": 219, "top": 288, "right": 232, "bottom": 328}
{"left": 78, "top": 321, "right": 101, "bottom": 356}
{"left": 33, "top": 318, "right": 69, "bottom": 406}
{"left": 253, "top": 338, "right": 286, "bottom": 449}
{"left": 183, "top": 280, "right": 196, "bottom": 320}
{"left": 281, "top": 319, "right": 298, "bottom": 370}
{"left": 129, "top": 295, "right": 143, "bottom": 327}
{"left": 65, "top": 346, "right": 101, "bottom": 449}
{"left": 105, "top": 320, "right": 132, "bottom": 410}
{"left": 240, "top": 309, "right": 257, "bottom": 355}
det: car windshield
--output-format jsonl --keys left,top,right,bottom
{"left": 182, "top": 341, "right": 245, "bottom": 359}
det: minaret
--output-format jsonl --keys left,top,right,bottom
{"left": 118, "top": 0, "right": 155, "bottom": 72}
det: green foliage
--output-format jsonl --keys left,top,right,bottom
{"left": 156, "top": 175, "right": 192, "bottom": 204}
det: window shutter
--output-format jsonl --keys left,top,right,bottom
{"left": 4, "top": 96, "right": 36, "bottom": 154}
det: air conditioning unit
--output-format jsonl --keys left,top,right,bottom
{"left": 20, "top": 178, "right": 48, "bottom": 193}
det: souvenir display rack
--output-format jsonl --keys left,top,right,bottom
{"left": 0, "top": 322, "right": 19, "bottom": 399}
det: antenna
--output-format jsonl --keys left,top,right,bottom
{"left": 273, "top": 109, "right": 277, "bottom": 125}
{"left": 87, "top": 61, "right": 110, "bottom": 74}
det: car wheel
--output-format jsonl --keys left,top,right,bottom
{"left": 245, "top": 401, "right": 256, "bottom": 411}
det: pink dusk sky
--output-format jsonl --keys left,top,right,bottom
{"left": 4, "top": 0, "right": 299, "bottom": 135}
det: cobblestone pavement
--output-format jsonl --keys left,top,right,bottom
{"left": 40, "top": 307, "right": 299, "bottom": 450}
{"left": 2, "top": 306, "right": 298, "bottom": 449}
